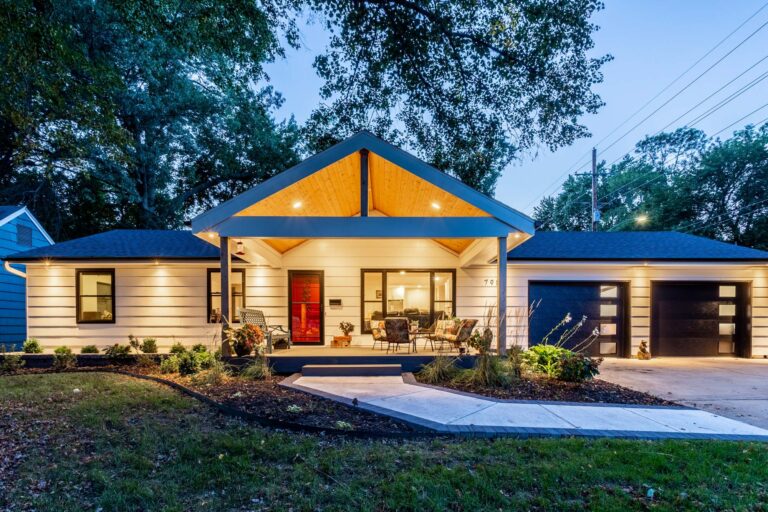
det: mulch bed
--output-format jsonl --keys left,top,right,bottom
{"left": 414, "top": 374, "right": 675, "bottom": 406}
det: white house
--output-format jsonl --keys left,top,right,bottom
{"left": 5, "top": 132, "right": 768, "bottom": 359}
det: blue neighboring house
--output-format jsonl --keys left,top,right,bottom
{"left": 0, "top": 206, "right": 53, "bottom": 350}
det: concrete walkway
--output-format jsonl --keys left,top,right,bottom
{"left": 282, "top": 374, "right": 768, "bottom": 440}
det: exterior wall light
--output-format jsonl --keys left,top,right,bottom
{"left": 235, "top": 240, "right": 246, "bottom": 256}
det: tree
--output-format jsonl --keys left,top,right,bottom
{"left": 302, "top": 0, "right": 609, "bottom": 194}
{"left": 534, "top": 125, "right": 768, "bottom": 250}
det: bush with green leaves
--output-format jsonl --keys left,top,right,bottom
{"left": 80, "top": 345, "right": 99, "bottom": 354}
{"left": 191, "top": 358, "right": 229, "bottom": 386}
{"left": 0, "top": 355, "right": 25, "bottom": 374}
{"left": 177, "top": 351, "right": 201, "bottom": 376}
{"left": 53, "top": 346, "right": 76, "bottom": 370}
{"left": 159, "top": 355, "right": 180, "bottom": 374}
{"left": 558, "top": 352, "right": 602, "bottom": 383}
{"left": 195, "top": 350, "right": 214, "bottom": 370}
{"left": 103, "top": 343, "right": 132, "bottom": 363}
{"left": 418, "top": 356, "right": 459, "bottom": 384}
{"left": 169, "top": 342, "right": 187, "bottom": 355}
{"left": 191, "top": 343, "right": 207, "bottom": 353}
{"left": 22, "top": 338, "right": 43, "bottom": 354}
{"left": 522, "top": 345, "right": 572, "bottom": 378}
{"left": 239, "top": 358, "right": 271, "bottom": 380}
{"left": 140, "top": 338, "right": 158, "bottom": 354}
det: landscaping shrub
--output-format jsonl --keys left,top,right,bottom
{"left": 160, "top": 355, "right": 180, "bottom": 374}
{"left": 0, "top": 355, "right": 25, "bottom": 374}
{"left": 22, "top": 338, "right": 42, "bottom": 354}
{"left": 169, "top": 342, "right": 187, "bottom": 354}
{"left": 140, "top": 338, "right": 158, "bottom": 354}
{"left": 558, "top": 352, "right": 602, "bottom": 383}
{"left": 195, "top": 350, "right": 214, "bottom": 370}
{"left": 507, "top": 345, "right": 524, "bottom": 380}
{"left": 418, "top": 355, "right": 459, "bottom": 384}
{"left": 191, "top": 343, "right": 207, "bottom": 353}
{"left": 80, "top": 345, "right": 99, "bottom": 354}
{"left": 191, "top": 358, "right": 229, "bottom": 386}
{"left": 103, "top": 344, "right": 132, "bottom": 363}
{"left": 239, "top": 357, "right": 271, "bottom": 380}
{"left": 177, "top": 351, "right": 201, "bottom": 376}
{"left": 522, "top": 345, "right": 572, "bottom": 378}
{"left": 53, "top": 347, "right": 76, "bottom": 370}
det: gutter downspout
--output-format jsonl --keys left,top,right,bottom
{"left": 3, "top": 260, "right": 26, "bottom": 279}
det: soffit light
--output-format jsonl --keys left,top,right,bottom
{"left": 431, "top": 202, "right": 441, "bottom": 210}
{"left": 293, "top": 201, "right": 302, "bottom": 209}
{"left": 635, "top": 214, "right": 649, "bottom": 224}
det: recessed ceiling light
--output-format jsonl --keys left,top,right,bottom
{"left": 514, "top": 232, "right": 521, "bottom": 239}
{"left": 293, "top": 201, "right": 302, "bottom": 209}
{"left": 399, "top": 270, "right": 406, "bottom": 275}
{"left": 431, "top": 202, "right": 440, "bottom": 210}
{"left": 207, "top": 232, "right": 216, "bottom": 239}
{"left": 635, "top": 214, "right": 649, "bottom": 224}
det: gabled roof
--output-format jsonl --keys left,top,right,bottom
{"left": 0, "top": 205, "right": 54, "bottom": 244}
{"left": 507, "top": 231, "right": 768, "bottom": 262}
{"left": 4, "top": 230, "right": 219, "bottom": 262}
{"left": 191, "top": 131, "right": 534, "bottom": 254}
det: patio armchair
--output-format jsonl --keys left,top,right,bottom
{"left": 431, "top": 319, "right": 478, "bottom": 352}
{"left": 239, "top": 308, "right": 291, "bottom": 354}
{"left": 384, "top": 317, "right": 412, "bottom": 354}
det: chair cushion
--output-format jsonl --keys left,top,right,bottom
{"left": 444, "top": 321, "right": 459, "bottom": 335}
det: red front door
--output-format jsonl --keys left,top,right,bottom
{"left": 288, "top": 270, "right": 324, "bottom": 344}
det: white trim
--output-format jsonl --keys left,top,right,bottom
{"left": 3, "top": 260, "right": 26, "bottom": 278}
{"left": 0, "top": 206, "right": 55, "bottom": 245}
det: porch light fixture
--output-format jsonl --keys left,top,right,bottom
{"left": 235, "top": 240, "right": 246, "bottom": 256}
{"left": 292, "top": 201, "right": 302, "bottom": 209}
{"left": 431, "top": 202, "right": 441, "bottom": 210}
{"left": 635, "top": 214, "right": 649, "bottom": 224}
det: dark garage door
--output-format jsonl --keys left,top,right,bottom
{"left": 651, "top": 282, "right": 750, "bottom": 357}
{"left": 529, "top": 282, "right": 628, "bottom": 357}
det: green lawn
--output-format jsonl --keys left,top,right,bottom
{"left": 1, "top": 372, "right": 767, "bottom": 511}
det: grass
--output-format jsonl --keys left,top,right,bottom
{"left": 2, "top": 372, "right": 768, "bottom": 511}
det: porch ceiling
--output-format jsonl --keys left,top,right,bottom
{"left": 232, "top": 150, "right": 490, "bottom": 253}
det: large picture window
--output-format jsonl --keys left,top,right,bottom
{"left": 361, "top": 269, "right": 455, "bottom": 333}
{"left": 76, "top": 269, "right": 115, "bottom": 323}
{"left": 208, "top": 269, "right": 246, "bottom": 323}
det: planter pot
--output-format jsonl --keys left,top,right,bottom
{"left": 332, "top": 336, "right": 351, "bottom": 348}
{"left": 233, "top": 344, "right": 253, "bottom": 357}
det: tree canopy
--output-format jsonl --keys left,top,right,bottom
{"left": 534, "top": 126, "right": 768, "bottom": 250}
{"left": 0, "top": 0, "right": 608, "bottom": 240}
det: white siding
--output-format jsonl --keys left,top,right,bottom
{"left": 25, "top": 246, "right": 768, "bottom": 357}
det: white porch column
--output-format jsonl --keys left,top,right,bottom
{"left": 220, "top": 236, "right": 231, "bottom": 357}
{"left": 497, "top": 236, "right": 507, "bottom": 356}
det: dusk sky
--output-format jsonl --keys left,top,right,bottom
{"left": 266, "top": 0, "right": 768, "bottom": 215}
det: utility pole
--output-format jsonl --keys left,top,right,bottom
{"left": 591, "top": 147, "right": 599, "bottom": 232}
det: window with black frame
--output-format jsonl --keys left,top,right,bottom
{"left": 76, "top": 270, "right": 115, "bottom": 323}
{"left": 208, "top": 269, "right": 245, "bottom": 323}
{"left": 361, "top": 269, "right": 455, "bottom": 333}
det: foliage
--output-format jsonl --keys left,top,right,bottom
{"left": 190, "top": 358, "right": 230, "bottom": 387}
{"left": 226, "top": 324, "right": 264, "bottom": 357}
{"left": 80, "top": 345, "right": 99, "bottom": 354}
{"left": 159, "top": 356, "right": 180, "bottom": 374}
{"left": 103, "top": 343, "right": 132, "bottom": 362}
{"left": 457, "top": 355, "right": 512, "bottom": 388}
{"left": 191, "top": 344, "right": 208, "bottom": 354}
{"left": 0, "top": 0, "right": 300, "bottom": 240}
{"left": 333, "top": 420, "right": 354, "bottom": 431}
{"left": 22, "top": 338, "right": 42, "bottom": 354}
{"left": 195, "top": 351, "right": 215, "bottom": 371}
{"left": 523, "top": 345, "right": 572, "bottom": 378}
{"left": 286, "top": 404, "right": 303, "bottom": 414}
{"left": 535, "top": 126, "right": 768, "bottom": 250}
{"left": 177, "top": 351, "right": 201, "bottom": 376}
{"left": 239, "top": 358, "right": 272, "bottom": 381}
{"left": 169, "top": 343, "right": 187, "bottom": 355}
{"left": 0, "top": 354, "right": 25, "bottom": 374}
{"left": 338, "top": 321, "right": 354, "bottom": 336}
{"left": 558, "top": 352, "right": 602, "bottom": 383}
{"left": 53, "top": 347, "right": 77, "bottom": 370}
{"left": 140, "top": 338, "right": 158, "bottom": 354}
{"left": 507, "top": 345, "right": 525, "bottom": 380}
{"left": 418, "top": 356, "right": 460, "bottom": 384}
{"left": 303, "top": 0, "right": 608, "bottom": 195}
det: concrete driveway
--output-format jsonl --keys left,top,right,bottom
{"left": 599, "top": 358, "right": 768, "bottom": 429}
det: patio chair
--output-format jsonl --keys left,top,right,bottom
{"left": 384, "top": 317, "right": 412, "bottom": 354}
{"left": 239, "top": 308, "right": 291, "bottom": 354}
{"left": 370, "top": 320, "right": 387, "bottom": 350}
{"left": 431, "top": 319, "right": 478, "bottom": 352}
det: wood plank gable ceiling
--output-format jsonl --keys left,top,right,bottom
{"left": 233, "top": 150, "right": 491, "bottom": 254}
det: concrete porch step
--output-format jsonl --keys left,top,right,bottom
{"left": 301, "top": 364, "right": 402, "bottom": 377}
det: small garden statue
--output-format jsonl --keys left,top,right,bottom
{"left": 637, "top": 340, "right": 651, "bottom": 360}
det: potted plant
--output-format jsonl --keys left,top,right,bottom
{"left": 226, "top": 324, "right": 264, "bottom": 357}
{"left": 333, "top": 321, "right": 354, "bottom": 348}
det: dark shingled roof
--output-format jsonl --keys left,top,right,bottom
{"left": 0, "top": 205, "right": 23, "bottom": 221}
{"left": 5, "top": 230, "right": 219, "bottom": 261}
{"left": 507, "top": 231, "right": 768, "bottom": 261}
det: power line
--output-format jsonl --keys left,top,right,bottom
{"left": 676, "top": 196, "right": 768, "bottom": 234}
{"left": 711, "top": 101, "right": 768, "bottom": 137}
{"left": 522, "top": 2, "right": 768, "bottom": 212}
